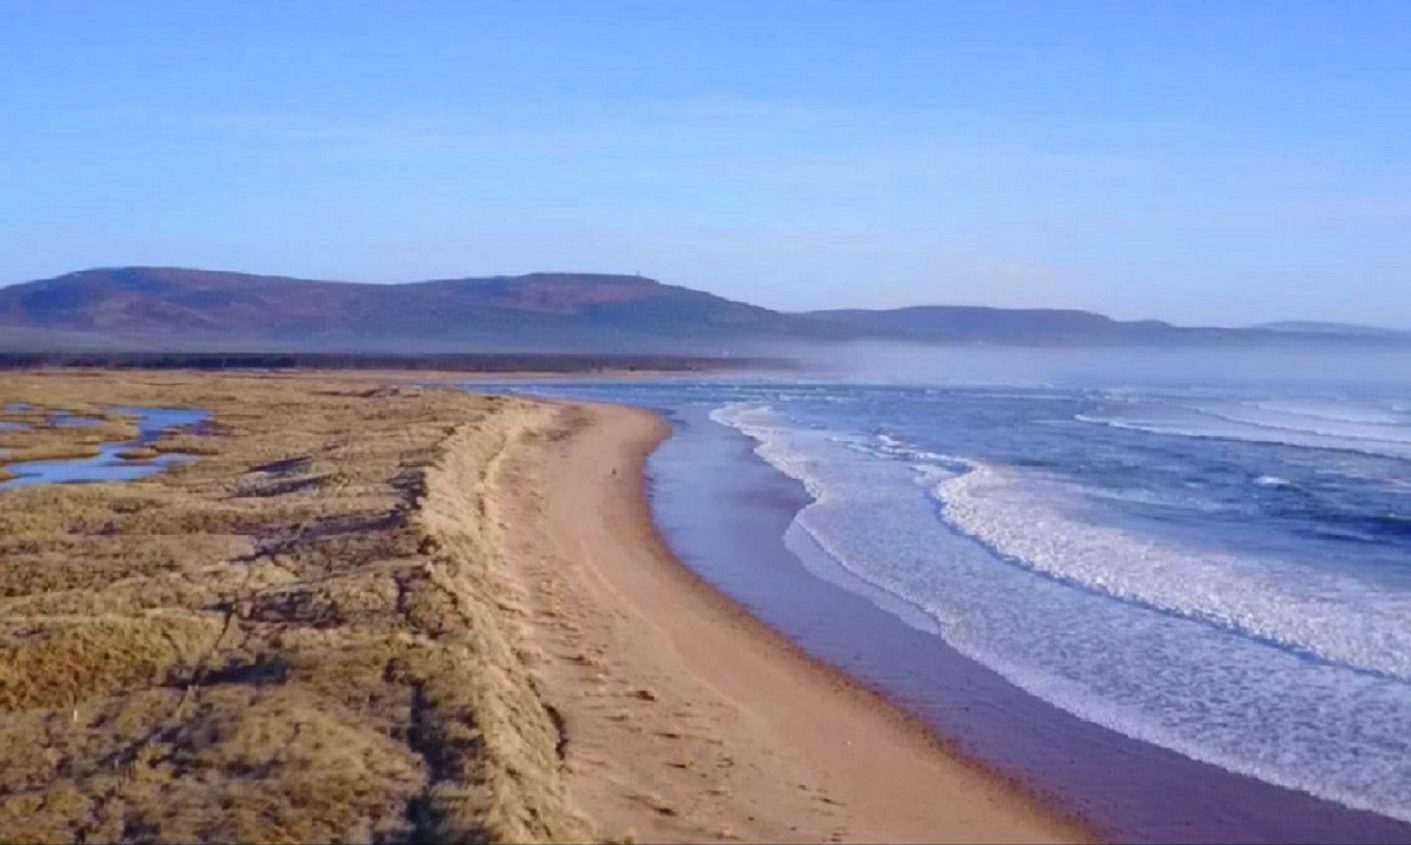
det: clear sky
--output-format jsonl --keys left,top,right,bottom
{"left": 3, "top": 1, "right": 1409, "bottom": 326}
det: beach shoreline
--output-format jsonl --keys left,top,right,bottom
{"left": 496, "top": 397, "right": 1093, "bottom": 843}
{"left": 625, "top": 394, "right": 1411, "bottom": 845}
{"left": 9, "top": 369, "right": 1403, "bottom": 842}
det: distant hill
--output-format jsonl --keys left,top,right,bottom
{"left": 0, "top": 267, "right": 807, "bottom": 352}
{"left": 801, "top": 306, "right": 1182, "bottom": 344}
{"left": 1249, "top": 321, "right": 1408, "bottom": 338}
{"left": 0, "top": 266, "right": 1405, "bottom": 353}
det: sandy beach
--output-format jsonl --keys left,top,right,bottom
{"left": 0, "top": 370, "right": 1087, "bottom": 842}
{"left": 497, "top": 399, "right": 1091, "bottom": 843}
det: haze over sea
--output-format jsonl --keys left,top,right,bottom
{"left": 487, "top": 346, "right": 1411, "bottom": 833}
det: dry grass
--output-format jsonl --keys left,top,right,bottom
{"left": 0, "top": 409, "right": 139, "bottom": 465}
{"left": 0, "top": 370, "right": 589, "bottom": 843}
{"left": 2, "top": 441, "right": 103, "bottom": 462}
{"left": 116, "top": 446, "right": 160, "bottom": 461}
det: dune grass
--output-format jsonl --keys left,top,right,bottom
{"left": 0, "top": 370, "right": 588, "bottom": 843}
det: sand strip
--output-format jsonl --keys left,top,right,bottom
{"left": 497, "top": 399, "right": 1093, "bottom": 843}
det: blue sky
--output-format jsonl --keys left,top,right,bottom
{"left": 3, "top": 1, "right": 1409, "bottom": 325}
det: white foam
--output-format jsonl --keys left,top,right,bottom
{"left": 1076, "top": 404, "right": 1411, "bottom": 460}
{"left": 709, "top": 400, "right": 1411, "bottom": 823}
{"left": 1255, "top": 399, "right": 1411, "bottom": 427}
{"left": 934, "top": 457, "right": 1411, "bottom": 681}
{"left": 1195, "top": 401, "right": 1411, "bottom": 445}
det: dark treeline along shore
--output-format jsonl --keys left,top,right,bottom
{"left": 0, "top": 351, "right": 789, "bottom": 373}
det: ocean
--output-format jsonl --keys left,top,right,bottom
{"left": 475, "top": 346, "right": 1411, "bottom": 840}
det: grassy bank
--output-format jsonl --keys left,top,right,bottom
{"left": 0, "top": 370, "right": 588, "bottom": 843}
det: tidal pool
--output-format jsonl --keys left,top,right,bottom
{"left": 0, "top": 406, "right": 209, "bottom": 490}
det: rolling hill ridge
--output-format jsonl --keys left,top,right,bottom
{"left": 0, "top": 267, "right": 808, "bottom": 351}
{"left": 0, "top": 266, "right": 1395, "bottom": 352}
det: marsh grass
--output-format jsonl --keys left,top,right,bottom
{"left": 0, "top": 371, "right": 588, "bottom": 844}
{"left": 0, "top": 408, "right": 138, "bottom": 464}
{"left": 116, "top": 446, "right": 160, "bottom": 461}
{"left": 3, "top": 441, "right": 104, "bottom": 462}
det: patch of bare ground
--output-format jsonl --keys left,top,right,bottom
{"left": 0, "top": 371, "right": 587, "bottom": 843}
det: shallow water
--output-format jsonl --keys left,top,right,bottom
{"left": 0, "top": 406, "right": 208, "bottom": 490}
{"left": 50, "top": 412, "right": 104, "bottom": 428}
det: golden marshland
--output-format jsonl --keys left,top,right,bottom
{"left": 0, "top": 371, "right": 587, "bottom": 843}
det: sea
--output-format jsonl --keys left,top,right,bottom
{"left": 474, "top": 345, "right": 1411, "bottom": 841}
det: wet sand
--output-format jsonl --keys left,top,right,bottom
{"left": 498, "top": 399, "right": 1092, "bottom": 843}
